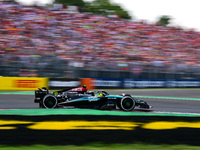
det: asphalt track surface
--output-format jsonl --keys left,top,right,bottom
{"left": 1, "top": 89, "right": 200, "bottom": 114}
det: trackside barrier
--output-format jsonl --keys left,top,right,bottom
{"left": 48, "top": 78, "right": 80, "bottom": 90}
{"left": 80, "top": 78, "right": 95, "bottom": 90}
{"left": 0, "top": 77, "right": 48, "bottom": 90}
{"left": 1, "top": 77, "right": 200, "bottom": 90}
{"left": 0, "top": 77, "right": 95, "bottom": 91}
{"left": 48, "top": 78, "right": 95, "bottom": 90}
{"left": 92, "top": 78, "right": 200, "bottom": 89}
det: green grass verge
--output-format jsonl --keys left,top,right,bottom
{"left": 0, "top": 143, "right": 200, "bottom": 150}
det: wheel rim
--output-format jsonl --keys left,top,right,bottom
{"left": 43, "top": 96, "right": 57, "bottom": 108}
{"left": 121, "top": 97, "right": 135, "bottom": 111}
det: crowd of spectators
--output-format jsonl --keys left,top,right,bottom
{"left": 1, "top": 1, "right": 200, "bottom": 77}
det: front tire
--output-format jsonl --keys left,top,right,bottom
{"left": 43, "top": 94, "right": 58, "bottom": 109}
{"left": 120, "top": 96, "right": 135, "bottom": 111}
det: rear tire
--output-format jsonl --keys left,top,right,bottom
{"left": 120, "top": 96, "right": 135, "bottom": 111}
{"left": 43, "top": 94, "right": 58, "bottom": 109}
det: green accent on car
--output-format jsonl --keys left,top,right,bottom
{"left": 48, "top": 100, "right": 53, "bottom": 105}
{"left": 67, "top": 97, "right": 100, "bottom": 103}
{"left": 126, "top": 101, "right": 131, "bottom": 106}
{"left": 106, "top": 95, "right": 122, "bottom": 98}
{"left": 53, "top": 92, "right": 58, "bottom": 95}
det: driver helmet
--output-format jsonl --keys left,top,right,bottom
{"left": 83, "top": 85, "right": 87, "bottom": 88}
{"left": 98, "top": 93, "right": 103, "bottom": 97}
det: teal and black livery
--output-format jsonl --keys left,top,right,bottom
{"left": 34, "top": 88, "right": 152, "bottom": 111}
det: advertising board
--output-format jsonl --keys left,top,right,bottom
{"left": 48, "top": 78, "right": 80, "bottom": 90}
{"left": 93, "top": 78, "right": 200, "bottom": 89}
{"left": 0, "top": 77, "right": 48, "bottom": 90}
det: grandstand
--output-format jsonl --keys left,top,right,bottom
{"left": 0, "top": 1, "right": 200, "bottom": 79}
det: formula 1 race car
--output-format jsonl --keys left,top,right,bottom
{"left": 34, "top": 87, "right": 152, "bottom": 111}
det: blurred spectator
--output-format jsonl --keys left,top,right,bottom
{"left": 1, "top": 1, "right": 200, "bottom": 77}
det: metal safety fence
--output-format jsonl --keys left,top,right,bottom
{"left": 1, "top": 64, "right": 200, "bottom": 80}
